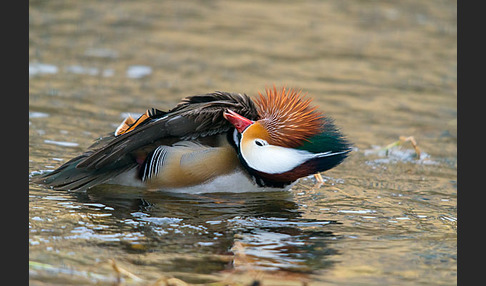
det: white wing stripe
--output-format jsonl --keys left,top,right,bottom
{"left": 313, "top": 150, "right": 349, "bottom": 158}
{"left": 143, "top": 146, "right": 167, "bottom": 181}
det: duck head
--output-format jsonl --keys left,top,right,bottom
{"left": 224, "top": 86, "right": 351, "bottom": 187}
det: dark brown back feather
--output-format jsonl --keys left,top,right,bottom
{"left": 77, "top": 91, "right": 258, "bottom": 169}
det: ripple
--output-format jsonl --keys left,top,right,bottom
{"left": 126, "top": 65, "right": 152, "bottom": 78}
{"left": 29, "top": 112, "right": 49, "bottom": 119}
{"left": 29, "top": 63, "right": 58, "bottom": 76}
{"left": 228, "top": 217, "right": 332, "bottom": 229}
{"left": 43, "top": 140, "right": 79, "bottom": 147}
{"left": 65, "top": 65, "right": 99, "bottom": 76}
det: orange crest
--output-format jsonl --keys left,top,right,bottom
{"left": 255, "top": 86, "right": 324, "bottom": 148}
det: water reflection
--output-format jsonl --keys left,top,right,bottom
{"left": 68, "top": 186, "right": 339, "bottom": 273}
{"left": 77, "top": 186, "right": 301, "bottom": 219}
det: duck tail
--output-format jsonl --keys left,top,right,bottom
{"left": 32, "top": 151, "right": 136, "bottom": 192}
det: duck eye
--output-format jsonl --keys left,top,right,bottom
{"left": 255, "top": 139, "right": 267, "bottom": 146}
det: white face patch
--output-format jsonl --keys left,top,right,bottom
{"left": 240, "top": 138, "right": 314, "bottom": 174}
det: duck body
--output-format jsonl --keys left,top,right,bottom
{"left": 34, "top": 87, "right": 351, "bottom": 193}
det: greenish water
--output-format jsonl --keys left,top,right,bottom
{"left": 29, "top": 0, "right": 456, "bottom": 285}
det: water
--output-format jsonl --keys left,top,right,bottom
{"left": 29, "top": 0, "right": 456, "bottom": 285}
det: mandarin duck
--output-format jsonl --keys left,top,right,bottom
{"left": 34, "top": 86, "right": 351, "bottom": 193}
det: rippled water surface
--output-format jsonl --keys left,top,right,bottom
{"left": 29, "top": 1, "right": 456, "bottom": 285}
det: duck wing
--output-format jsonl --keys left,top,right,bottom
{"left": 34, "top": 91, "right": 259, "bottom": 191}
